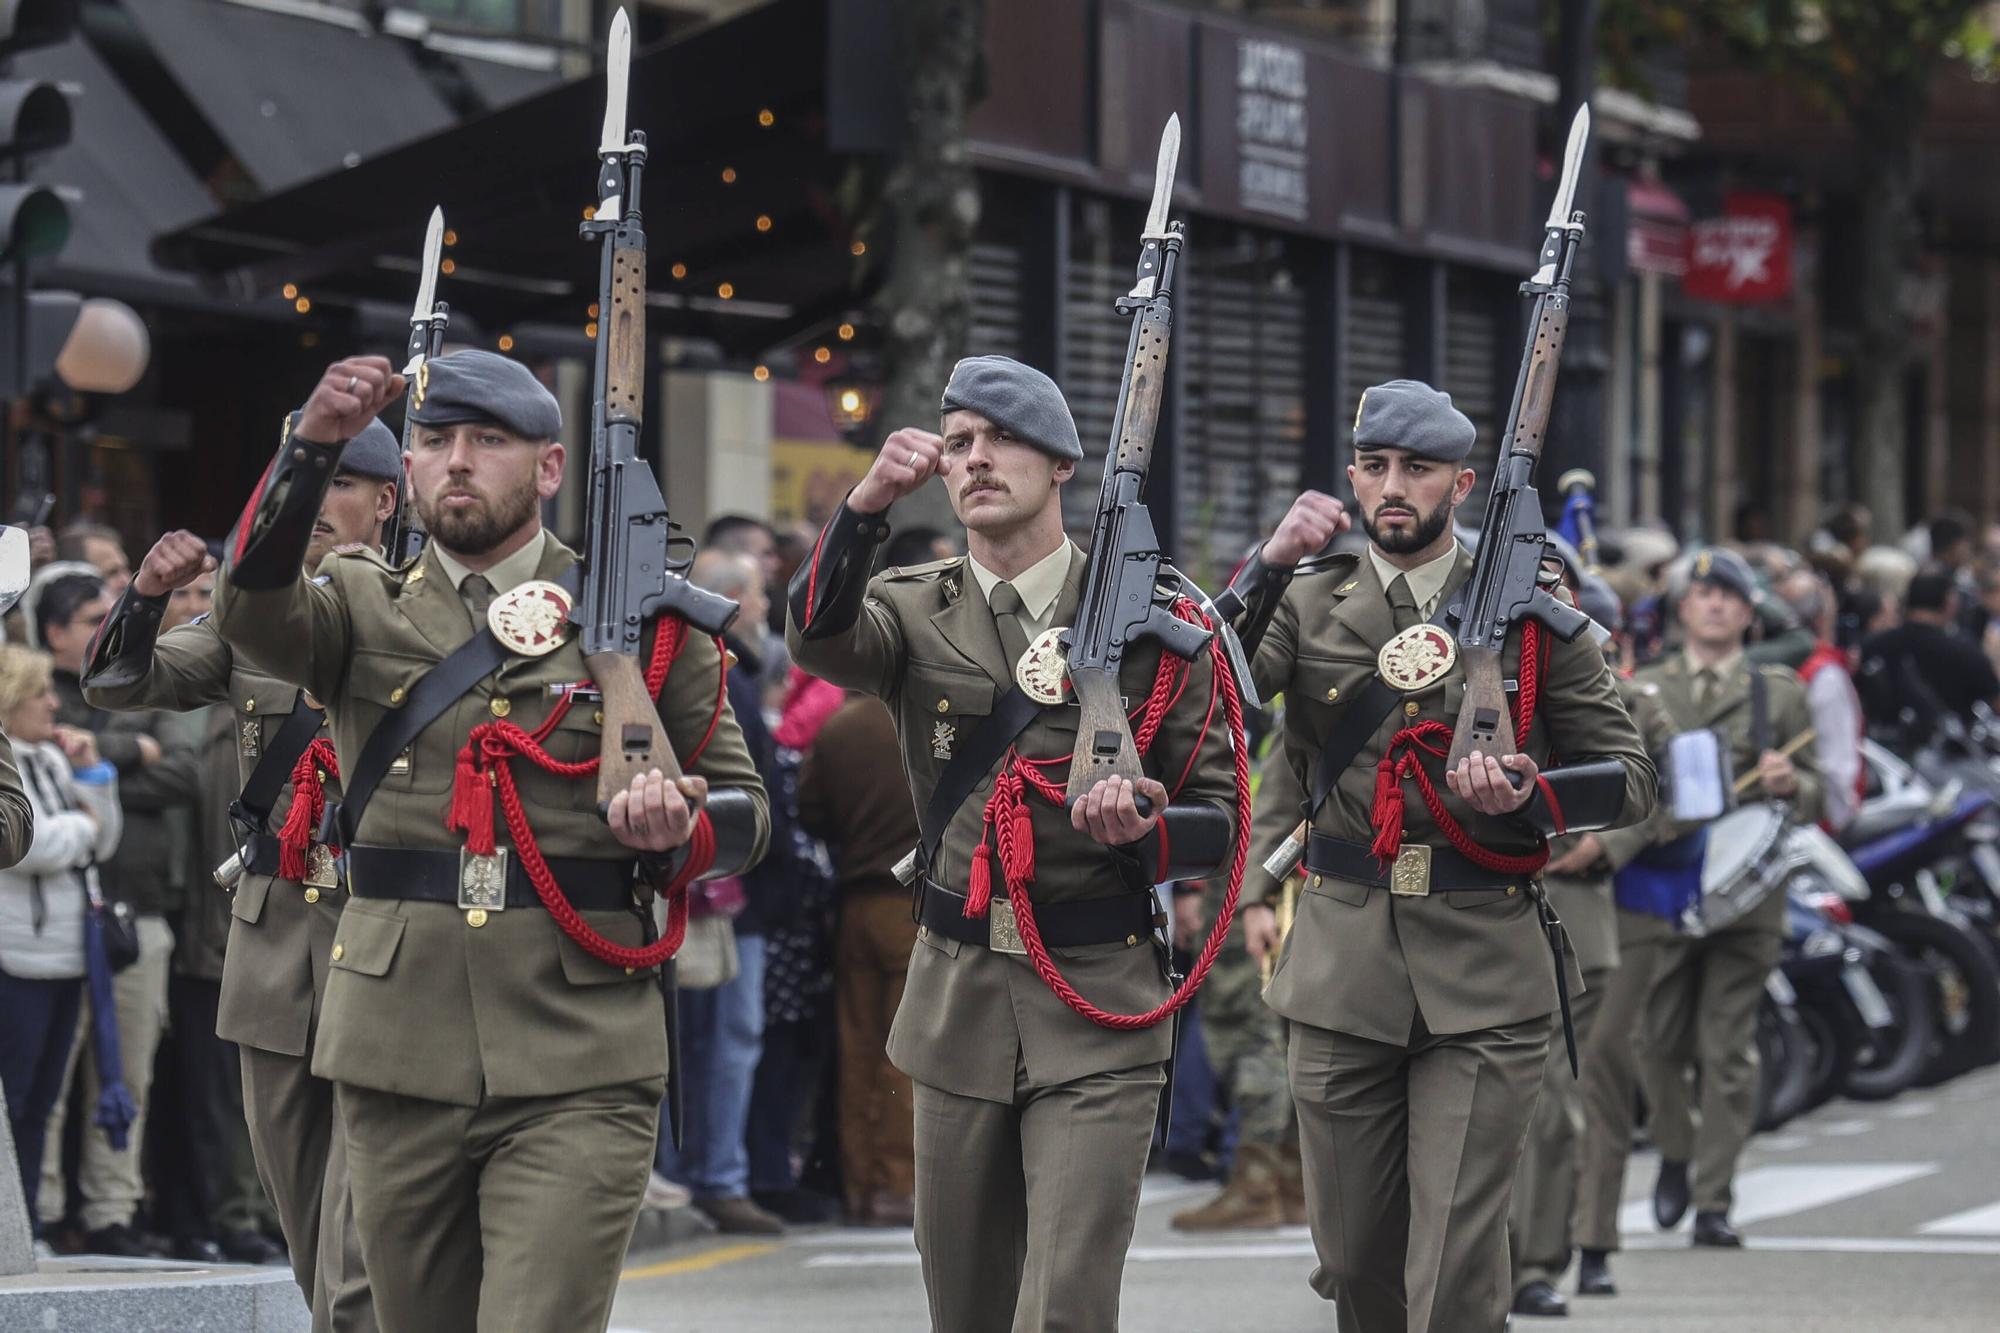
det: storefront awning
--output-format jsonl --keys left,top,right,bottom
{"left": 151, "top": 0, "right": 883, "bottom": 357}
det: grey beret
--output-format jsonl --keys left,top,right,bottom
{"left": 1352, "top": 379, "right": 1475, "bottom": 463}
{"left": 336, "top": 419, "right": 403, "bottom": 485}
{"left": 939, "top": 355, "right": 1083, "bottom": 463}
{"left": 1687, "top": 546, "right": 1758, "bottom": 602}
{"left": 407, "top": 349, "right": 562, "bottom": 441}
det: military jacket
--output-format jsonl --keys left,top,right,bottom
{"left": 787, "top": 542, "right": 1237, "bottom": 1103}
{"left": 85, "top": 603, "right": 346, "bottom": 1056}
{"left": 1248, "top": 546, "right": 1656, "bottom": 1043}
{"left": 1616, "top": 652, "right": 1823, "bottom": 938}
{"left": 213, "top": 536, "right": 769, "bottom": 1105}
{"left": 0, "top": 728, "right": 31, "bottom": 870}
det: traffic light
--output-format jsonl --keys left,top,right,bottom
{"left": 0, "top": 0, "right": 79, "bottom": 397}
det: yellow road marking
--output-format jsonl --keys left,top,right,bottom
{"left": 620, "top": 1241, "right": 781, "bottom": 1281}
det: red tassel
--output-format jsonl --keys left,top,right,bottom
{"left": 965, "top": 841, "right": 993, "bottom": 918}
{"left": 1010, "top": 802, "right": 1036, "bottom": 885}
{"left": 276, "top": 739, "right": 335, "bottom": 880}
{"left": 1370, "top": 753, "right": 1407, "bottom": 861}
{"left": 445, "top": 735, "right": 497, "bottom": 855}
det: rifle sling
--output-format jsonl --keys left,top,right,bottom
{"left": 329, "top": 567, "right": 582, "bottom": 847}
{"left": 233, "top": 691, "right": 326, "bottom": 831}
{"left": 1304, "top": 603, "right": 1456, "bottom": 824}
{"left": 913, "top": 685, "right": 1045, "bottom": 878}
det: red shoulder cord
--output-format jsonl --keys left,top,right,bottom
{"left": 1367, "top": 620, "right": 1550, "bottom": 875}
{"left": 276, "top": 738, "right": 339, "bottom": 881}
{"left": 967, "top": 598, "right": 1255, "bottom": 1032}
{"left": 441, "top": 618, "right": 731, "bottom": 970}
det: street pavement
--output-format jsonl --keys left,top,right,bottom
{"left": 610, "top": 1064, "right": 2000, "bottom": 1331}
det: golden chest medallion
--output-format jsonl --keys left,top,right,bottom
{"left": 1378, "top": 624, "right": 1458, "bottom": 694}
{"left": 1015, "top": 625, "right": 1070, "bottom": 705}
{"left": 488, "top": 580, "right": 573, "bottom": 657}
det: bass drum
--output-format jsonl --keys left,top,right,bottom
{"left": 1689, "top": 803, "right": 1797, "bottom": 936}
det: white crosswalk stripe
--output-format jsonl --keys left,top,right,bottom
{"left": 1617, "top": 1162, "right": 1938, "bottom": 1235}
{"left": 1919, "top": 1200, "right": 2000, "bottom": 1235}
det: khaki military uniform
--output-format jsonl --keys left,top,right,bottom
{"left": 1247, "top": 547, "right": 1656, "bottom": 1333}
{"left": 85, "top": 601, "right": 372, "bottom": 1331}
{"left": 0, "top": 727, "right": 30, "bottom": 869}
{"left": 1510, "top": 673, "right": 1678, "bottom": 1287}
{"left": 1634, "top": 652, "right": 1821, "bottom": 1217}
{"left": 214, "top": 532, "right": 768, "bottom": 1333}
{"left": 788, "top": 540, "right": 1237, "bottom": 1333}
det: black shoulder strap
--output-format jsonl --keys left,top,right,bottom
{"left": 233, "top": 690, "right": 325, "bottom": 830}
{"left": 328, "top": 566, "right": 581, "bottom": 846}
{"left": 913, "top": 685, "right": 1044, "bottom": 875}
{"left": 1748, "top": 664, "right": 1772, "bottom": 755}
{"left": 1304, "top": 601, "right": 1456, "bottom": 823}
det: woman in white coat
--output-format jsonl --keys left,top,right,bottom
{"left": 0, "top": 642, "right": 120, "bottom": 1231}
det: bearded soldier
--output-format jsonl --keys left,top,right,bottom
{"left": 1222, "top": 380, "right": 1657, "bottom": 1332}
{"left": 206, "top": 349, "right": 768, "bottom": 1332}
{"left": 81, "top": 424, "right": 404, "bottom": 1329}
{"left": 788, "top": 356, "right": 1237, "bottom": 1332}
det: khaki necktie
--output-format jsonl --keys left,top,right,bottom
{"left": 988, "top": 580, "right": 1032, "bottom": 668}
{"left": 462, "top": 574, "right": 496, "bottom": 623}
{"left": 1694, "top": 667, "right": 1718, "bottom": 710}
{"left": 1388, "top": 574, "right": 1420, "bottom": 633}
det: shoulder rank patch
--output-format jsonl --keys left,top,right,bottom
{"left": 310, "top": 573, "right": 333, "bottom": 586}
{"left": 881, "top": 556, "right": 962, "bottom": 583}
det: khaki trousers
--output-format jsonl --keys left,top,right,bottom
{"left": 1509, "top": 966, "right": 1610, "bottom": 1288}
{"left": 1642, "top": 921, "right": 1782, "bottom": 1213}
{"left": 39, "top": 914, "right": 173, "bottom": 1231}
{"left": 912, "top": 1061, "right": 1164, "bottom": 1333}
{"left": 1574, "top": 918, "right": 1669, "bottom": 1252}
{"left": 337, "top": 1077, "right": 661, "bottom": 1333}
{"left": 835, "top": 892, "right": 917, "bottom": 1210}
{"left": 1289, "top": 1014, "right": 1551, "bottom": 1333}
{"left": 242, "top": 1046, "right": 375, "bottom": 1331}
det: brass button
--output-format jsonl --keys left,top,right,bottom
{"left": 1325, "top": 686, "right": 1339, "bottom": 702}
{"left": 316, "top": 769, "right": 327, "bottom": 785}
{"left": 330, "top": 943, "right": 344, "bottom": 962}
{"left": 1404, "top": 701, "right": 1421, "bottom": 717}
{"left": 918, "top": 926, "right": 929, "bottom": 942}
{"left": 624, "top": 966, "right": 635, "bottom": 976}
{"left": 1506, "top": 886, "right": 1518, "bottom": 896}
{"left": 489, "top": 696, "right": 511, "bottom": 718}
{"left": 389, "top": 686, "right": 406, "bottom": 705}
{"left": 936, "top": 698, "right": 950, "bottom": 714}
{"left": 1310, "top": 874, "right": 1322, "bottom": 888}
{"left": 467, "top": 908, "right": 489, "bottom": 928}
{"left": 243, "top": 698, "right": 256, "bottom": 714}
{"left": 594, "top": 709, "right": 605, "bottom": 726}
{"left": 303, "top": 888, "right": 321, "bottom": 904}
{"left": 1125, "top": 934, "right": 1138, "bottom": 947}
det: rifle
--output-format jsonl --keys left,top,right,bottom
{"left": 1442, "top": 105, "right": 1595, "bottom": 772}
{"left": 1060, "top": 114, "right": 1212, "bottom": 805}
{"left": 574, "top": 8, "right": 739, "bottom": 806}
{"left": 385, "top": 206, "right": 447, "bottom": 565}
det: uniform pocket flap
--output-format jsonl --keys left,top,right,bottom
{"left": 556, "top": 911, "right": 658, "bottom": 985}
{"left": 229, "top": 873, "right": 272, "bottom": 925}
{"left": 909, "top": 665, "right": 996, "bottom": 719}
{"left": 329, "top": 906, "right": 406, "bottom": 977}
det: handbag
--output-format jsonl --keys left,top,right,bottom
{"left": 675, "top": 914, "right": 740, "bottom": 990}
{"left": 89, "top": 882, "right": 141, "bottom": 973}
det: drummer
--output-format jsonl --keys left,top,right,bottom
{"left": 1626, "top": 548, "right": 1822, "bottom": 1253}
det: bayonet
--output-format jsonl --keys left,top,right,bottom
{"left": 596, "top": 8, "right": 633, "bottom": 221}
{"left": 404, "top": 205, "right": 444, "bottom": 373}
{"left": 1130, "top": 113, "right": 1180, "bottom": 299}
{"left": 1531, "top": 104, "right": 1591, "bottom": 288}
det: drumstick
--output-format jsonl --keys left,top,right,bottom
{"left": 1731, "top": 728, "right": 1817, "bottom": 797}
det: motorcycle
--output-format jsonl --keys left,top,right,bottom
{"left": 1778, "top": 885, "right": 1934, "bottom": 1105}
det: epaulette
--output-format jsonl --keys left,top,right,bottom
{"left": 881, "top": 556, "right": 963, "bottom": 583}
{"left": 334, "top": 544, "right": 394, "bottom": 569}
{"left": 310, "top": 574, "right": 333, "bottom": 587}
{"left": 1295, "top": 550, "right": 1362, "bottom": 581}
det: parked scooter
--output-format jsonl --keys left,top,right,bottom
{"left": 1778, "top": 886, "right": 1934, "bottom": 1105}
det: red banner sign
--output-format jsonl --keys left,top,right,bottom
{"left": 1684, "top": 193, "right": 1793, "bottom": 303}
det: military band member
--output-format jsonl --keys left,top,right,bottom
{"left": 208, "top": 350, "right": 769, "bottom": 1333}
{"left": 1633, "top": 548, "right": 1821, "bottom": 1250}
{"left": 1225, "top": 380, "right": 1657, "bottom": 1332}
{"left": 82, "top": 425, "right": 403, "bottom": 1330}
{"left": 788, "top": 356, "right": 1237, "bottom": 1333}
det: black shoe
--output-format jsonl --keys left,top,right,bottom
{"left": 1511, "top": 1280, "right": 1570, "bottom": 1318}
{"left": 1653, "top": 1158, "right": 1691, "bottom": 1229}
{"left": 1576, "top": 1249, "right": 1616, "bottom": 1296}
{"left": 219, "top": 1229, "right": 286, "bottom": 1264}
{"left": 83, "top": 1223, "right": 163, "bottom": 1259}
{"left": 172, "top": 1235, "right": 227, "bottom": 1264}
{"left": 1692, "top": 1211, "right": 1742, "bottom": 1248}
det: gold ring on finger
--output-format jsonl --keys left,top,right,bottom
{"left": 346, "top": 375, "right": 358, "bottom": 393}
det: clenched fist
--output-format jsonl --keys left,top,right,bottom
{"left": 133, "top": 530, "right": 215, "bottom": 599}
{"left": 848, "top": 428, "right": 945, "bottom": 515}
{"left": 296, "top": 356, "right": 405, "bottom": 445}
{"left": 1261, "top": 490, "right": 1350, "bottom": 568}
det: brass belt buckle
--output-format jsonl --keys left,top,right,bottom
{"left": 987, "top": 898, "right": 1027, "bottom": 955}
{"left": 303, "top": 843, "right": 339, "bottom": 891}
{"left": 1389, "top": 845, "right": 1432, "bottom": 897}
{"left": 458, "top": 848, "right": 509, "bottom": 912}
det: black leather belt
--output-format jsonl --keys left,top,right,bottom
{"left": 917, "top": 880, "right": 1160, "bottom": 951}
{"left": 1304, "top": 831, "right": 1529, "bottom": 895}
{"left": 347, "top": 846, "right": 638, "bottom": 911}
{"left": 241, "top": 832, "right": 346, "bottom": 889}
